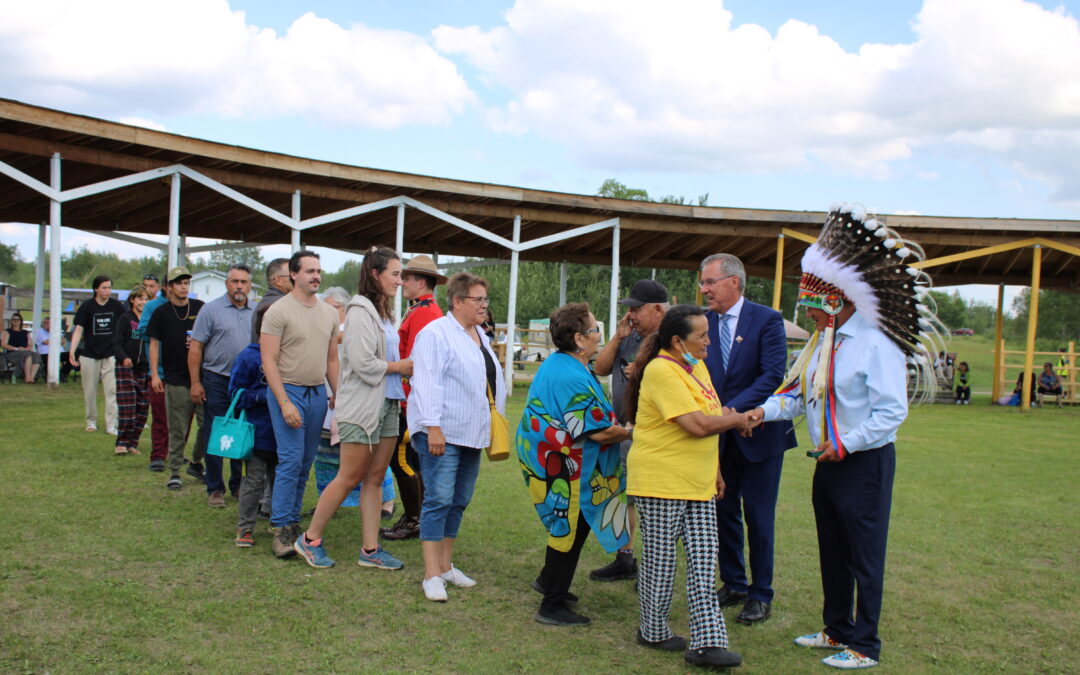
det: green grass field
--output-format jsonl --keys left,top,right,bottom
{"left": 1, "top": 344, "right": 1077, "bottom": 673}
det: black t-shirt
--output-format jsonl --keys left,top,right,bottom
{"left": 479, "top": 338, "right": 497, "bottom": 397}
{"left": 147, "top": 299, "right": 205, "bottom": 387}
{"left": 73, "top": 297, "right": 126, "bottom": 359}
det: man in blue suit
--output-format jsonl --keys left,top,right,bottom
{"left": 700, "top": 253, "right": 795, "bottom": 625}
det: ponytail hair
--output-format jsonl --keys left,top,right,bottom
{"left": 623, "top": 304, "right": 706, "bottom": 423}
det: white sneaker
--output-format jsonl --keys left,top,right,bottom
{"left": 441, "top": 564, "right": 477, "bottom": 588}
{"left": 422, "top": 576, "right": 448, "bottom": 602}
{"left": 106, "top": 427, "right": 118, "bottom": 435}
{"left": 822, "top": 649, "right": 878, "bottom": 669}
{"left": 85, "top": 424, "right": 98, "bottom": 432}
{"left": 794, "top": 631, "right": 848, "bottom": 649}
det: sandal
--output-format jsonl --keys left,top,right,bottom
{"left": 114, "top": 447, "right": 128, "bottom": 455}
{"left": 126, "top": 447, "right": 141, "bottom": 455}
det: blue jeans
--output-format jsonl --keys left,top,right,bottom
{"left": 200, "top": 369, "right": 243, "bottom": 495}
{"left": 413, "top": 432, "right": 481, "bottom": 541}
{"left": 268, "top": 384, "right": 327, "bottom": 527}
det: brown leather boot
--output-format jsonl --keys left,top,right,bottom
{"left": 379, "top": 515, "right": 420, "bottom": 540}
{"left": 270, "top": 526, "right": 297, "bottom": 558}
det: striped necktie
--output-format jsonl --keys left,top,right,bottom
{"left": 719, "top": 314, "right": 732, "bottom": 370}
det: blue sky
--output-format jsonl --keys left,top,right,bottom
{"left": 2, "top": 0, "right": 1079, "bottom": 310}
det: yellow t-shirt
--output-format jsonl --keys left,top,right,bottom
{"left": 628, "top": 351, "right": 724, "bottom": 501}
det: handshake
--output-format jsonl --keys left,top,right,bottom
{"left": 724, "top": 407, "right": 765, "bottom": 437}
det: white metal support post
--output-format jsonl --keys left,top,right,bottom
{"left": 609, "top": 220, "right": 621, "bottom": 339}
{"left": 167, "top": 172, "right": 180, "bottom": 271}
{"left": 505, "top": 215, "right": 521, "bottom": 392}
{"left": 47, "top": 154, "right": 62, "bottom": 388}
{"left": 559, "top": 261, "right": 568, "bottom": 306}
{"left": 395, "top": 203, "right": 405, "bottom": 322}
{"left": 33, "top": 223, "right": 46, "bottom": 329}
{"left": 291, "top": 190, "right": 301, "bottom": 253}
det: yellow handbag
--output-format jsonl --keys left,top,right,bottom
{"left": 485, "top": 381, "right": 511, "bottom": 461}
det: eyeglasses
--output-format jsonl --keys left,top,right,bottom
{"left": 697, "top": 274, "right": 736, "bottom": 288}
{"left": 580, "top": 327, "right": 601, "bottom": 334}
{"left": 143, "top": 274, "right": 159, "bottom": 282}
{"left": 464, "top": 296, "right": 490, "bottom": 305}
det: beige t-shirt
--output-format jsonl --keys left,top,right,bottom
{"left": 261, "top": 293, "right": 339, "bottom": 386}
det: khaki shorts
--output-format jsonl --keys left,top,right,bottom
{"left": 339, "top": 399, "right": 401, "bottom": 445}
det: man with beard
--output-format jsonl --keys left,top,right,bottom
{"left": 189, "top": 264, "right": 256, "bottom": 508}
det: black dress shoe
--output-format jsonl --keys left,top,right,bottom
{"left": 684, "top": 646, "right": 742, "bottom": 668}
{"left": 736, "top": 599, "right": 771, "bottom": 625}
{"left": 716, "top": 585, "right": 749, "bottom": 608}
{"left": 636, "top": 629, "right": 687, "bottom": 652}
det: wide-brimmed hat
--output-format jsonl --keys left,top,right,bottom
{"left": 402, "top": 255, "right": 447, "bottom": 285}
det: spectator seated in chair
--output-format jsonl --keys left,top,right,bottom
{"left": 1037, "top": 362, "right": 1063, "bottom": 406}
{"left": 2, "top": 313, "right": 42, "bottom": 383}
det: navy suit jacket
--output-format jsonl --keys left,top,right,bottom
{"left": 705, "top": 299, "right": 796, "bottom": 463}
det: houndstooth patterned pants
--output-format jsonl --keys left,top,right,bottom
{"left": 637, "top": 496, "right": 728, "bottom": 650}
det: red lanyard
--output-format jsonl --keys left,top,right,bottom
{"left": 656, "top": 355, "right": 721, "bottom": 405}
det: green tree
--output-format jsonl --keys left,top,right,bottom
{"left": 1011, "top": 288, "right": 1080, "bottom": 347}
{"left": 0, "top": 242, "right": 19, "bottom": 277}
{"left": 207, "top": 243, "right": 266, "bottom": 271}
{"left": 597, "top": 178, "right": 650, "bottom": 201}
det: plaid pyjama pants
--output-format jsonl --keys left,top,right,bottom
{"left": 115, "top": 365, "right": 150, "bottom": 450}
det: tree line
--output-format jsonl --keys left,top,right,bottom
{"left": 2, "top": 177, "right": 1077, "bottom": 346}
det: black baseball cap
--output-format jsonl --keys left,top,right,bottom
{"left": 619, "top": 279, "right": 669, "bottom": 307}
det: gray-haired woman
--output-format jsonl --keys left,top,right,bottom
{"left": 407, "top": 271, "right": 506, "bottom": 602}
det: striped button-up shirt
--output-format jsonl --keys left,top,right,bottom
{"left": 407, "top": 312, "right": 506, "bottom": 449}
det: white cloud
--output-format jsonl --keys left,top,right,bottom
{"left": 433, "top": 0, "right": 1080, "bottom": 196}
{"left": 0, "top": 0, "right": 473, "bottom": 129}
{"left": 117, "top": 116, "right": 168, "bottom": 132}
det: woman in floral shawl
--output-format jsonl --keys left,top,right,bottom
{"left": 517, "top": 302, "right": 631, "bottom": 627}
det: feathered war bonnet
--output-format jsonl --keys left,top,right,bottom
{"left": 777, "top": 203, "right": 946, "bottom": 457}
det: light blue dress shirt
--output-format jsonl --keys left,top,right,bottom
{"left": 761, "top": 310, "right": 908, "bottom": 453}
{"left": 382, "top": 318, "right": 405, "bottom": 401}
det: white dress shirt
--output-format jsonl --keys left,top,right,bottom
{"left": 407, "top": 312, "right": 506, "bottom": 449}
{"left": 761, "top": 310, "right": 908, "bottom": 453}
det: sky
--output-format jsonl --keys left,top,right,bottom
{"left": 3, "top": 0, "right": 1080, "bottom": 312}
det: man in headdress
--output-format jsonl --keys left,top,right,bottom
{"left": 749, "top": 203, "right": 941, "bottom": 670}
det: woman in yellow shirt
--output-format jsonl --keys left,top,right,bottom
{"left": 626, "top": 305, "right": 756, "bottom": 670}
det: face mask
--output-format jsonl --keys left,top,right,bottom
{"left": 683, "top": 353, "right": 700, "bottom": 366}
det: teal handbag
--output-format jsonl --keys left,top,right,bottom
{"left": 208, "top": 388, "right": 255, "bottom": 461}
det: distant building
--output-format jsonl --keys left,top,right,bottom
{"left": 190, "top": 270, "right": 264, "bottom": 302}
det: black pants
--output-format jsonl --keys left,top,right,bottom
{"left": 813, "top": 443, "right": 895, "bottom": 662}
{"left": 390, "top": 410, "right": 424, "bottom": 519}
{"left": 538, "top": 512, "right": 591, "bottom": 612}
{"left": 955, "top": 386, "right": 970, "bottom": 401}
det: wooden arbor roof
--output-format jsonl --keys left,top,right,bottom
{"left": 1, "top": 97, "right": 1079, "bottom": 290}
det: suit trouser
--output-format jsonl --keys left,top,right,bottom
{"left": 79, "top": 355, "right": 117, "bottom": 430}
{"left": 715, "top": 437, "right": 784, "bottom": 603}
{"left": 813, "top": 443, "right": 895, "bottom": 662}
{"left": 164, "top": 383, "right": 204, "bottom": 476}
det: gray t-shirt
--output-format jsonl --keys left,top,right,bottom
{"left": 191, "top": 294, "right": 255, "bottom": 376}
{"left": 610, "top": 330, "right": 643, "bottom": 423}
